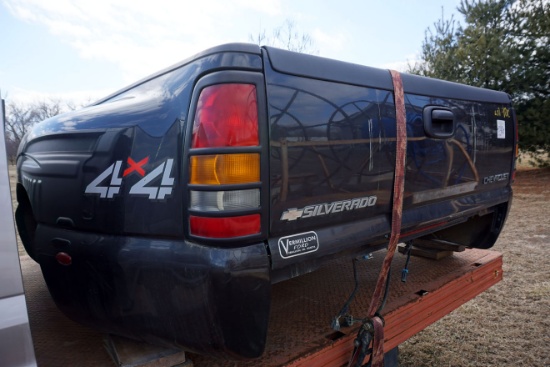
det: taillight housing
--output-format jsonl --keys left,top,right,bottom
{"left": 187, "top": 82, "right": 264, "bottom": 241}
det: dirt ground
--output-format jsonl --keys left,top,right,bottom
{"left": 9, "top": 166, "right": 550, "bottom": 366}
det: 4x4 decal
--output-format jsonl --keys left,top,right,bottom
{"left": 85, "top": 157, "right": 175, "bottom": 200}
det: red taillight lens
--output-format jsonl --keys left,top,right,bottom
{"left": 190, "top": 215, "right": 261, "bottom": 238}
{"left": 192, "top": 84, "right": 259, "bottom": 148}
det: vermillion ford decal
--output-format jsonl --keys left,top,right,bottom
{"left": 278, "top": 231, "right": 319, "bottom": 259}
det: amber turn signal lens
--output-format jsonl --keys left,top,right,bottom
{"left": 190, "top": 153, "right": 260, "bottom": 185}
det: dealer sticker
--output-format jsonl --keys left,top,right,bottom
{"left": 278, "top": 231, "right": 319, "bottom": 259}
{"left": 497, "top": 119, "right": 505, "bottom": 139}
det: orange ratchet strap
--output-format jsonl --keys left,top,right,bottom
{"left": 366, "top": 69, "right": 407, "bottom": 367}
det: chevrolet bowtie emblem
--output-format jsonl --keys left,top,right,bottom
{"left": 280, "top": 208, "right": 304, "bottom": 221}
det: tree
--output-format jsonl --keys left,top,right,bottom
{"left": 408, "top": 10, "right": 462, "bottom": 82}
{"left": 3, "top": 99, "right": 74, "bottom": 164}
{"left": 457, "top": 0, "right": 516, "bottom": 90}
{"left": 507, "top": 0, "right": 550, "bottom": 100}
{"left": 410, "top": 0, "right": 550, "bottom": 165}
{"left": 249, "top": 19, "right": 318, "bottom": 54}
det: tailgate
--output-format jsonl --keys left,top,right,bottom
{"left": 262, "top": 47, "right": 514, "bottom": 274}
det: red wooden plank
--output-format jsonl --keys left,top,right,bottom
{"left": 384, "top": 254, "right": 502, "bottom": 342}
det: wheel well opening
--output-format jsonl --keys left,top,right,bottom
{"left": 15, "top": 183, "right": 38, "bottom": 260}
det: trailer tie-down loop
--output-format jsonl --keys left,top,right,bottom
{"left": 348, "top": 69, "right": 407, "bottom": 367}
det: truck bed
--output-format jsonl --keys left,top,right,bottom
{"left": 15, "top": 43, "right": 514, "bottom": 359}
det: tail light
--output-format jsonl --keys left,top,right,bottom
{"left": 188, "top": 83, "right": 262, "bottom": 239}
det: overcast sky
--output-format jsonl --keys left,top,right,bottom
{"left": 0, "top": 0, "right": 463, "bottom": 105}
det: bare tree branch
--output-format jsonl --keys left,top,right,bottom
{"left": 249, "top": 18, "right": 318, "bottom": 55}
{"left": 3, "top": 99, "right": 74, "bottom": 163}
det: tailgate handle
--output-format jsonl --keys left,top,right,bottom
{"left": 423, "top": 107, "right": 455, "bottom": 139}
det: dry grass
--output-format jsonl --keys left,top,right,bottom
{"left": 517, "top": 151, "right": 550, "bottom": 169}
{"left": 400, "top": 168, "right": 550, "bottom": 367}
